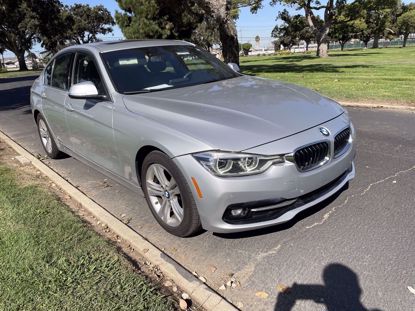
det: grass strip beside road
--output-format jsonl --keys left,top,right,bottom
{"left": 0, "top": 70, "right": 41, "bottom": 79}
{"left": 0, "top": 164, "right": 173, "bottom": 311}
{"left": 240, "top": 47, "right": 415, "bottom": 105}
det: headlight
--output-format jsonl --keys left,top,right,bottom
{"left": 192, "top": 151, "right": 284, "bottom": 177}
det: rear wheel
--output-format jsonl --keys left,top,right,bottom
{"left": 36, "top": 114, "right": 62, "bottom": 159}
{"left": 141, "top": 151, "right": 202, "bottom": 237}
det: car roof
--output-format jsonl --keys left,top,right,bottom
{"left": 61, "top": 39, "right": 194, "bottom": 54}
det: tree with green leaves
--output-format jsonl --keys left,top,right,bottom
{"left": 360, "top": 0, "right": 399, "bottom": 48}
{"left": 272, "top": 10, "right": 302, "bottom": 50}
{"left": 40, "top": 3, "right": 114, "bottom": 54}
{"left": 397, "top": 9, "right": 415, "bottom": 47}
{"left": 115, "top": 0, "right": 254, "bottom": 65}
{"left": 330, "top": 17, "right": 360, "bottom": 51}
{"left": 66, "top": 4, "right": 114, "bottom": 44}
{"left": 0, "top": 0, "right": 63, "bottom": 70}
{"left": 241, "top": 42, "right": 252, "bottom": 55}
{"left": 190, "top": 15, "right": 220, "bottom": 51}
{"left": 271, "top": 10, "right": 319, "bottom": 51}
{"left": 299, "top": 25, "right": 315, "bottom": 51}
{"left": 254, "top": 0, "right": 358, "bottom": 57}
{"left": 115, "top": 0, "right": 203, "bottom": 40}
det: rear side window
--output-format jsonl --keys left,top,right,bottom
{"left": 51, "top": 53, "right": 74, "bottom": 90}
{"left": 44, "top": 61, "right": 54, "bottom": 85}
{"left": 73, "top": 53, "right": 105, "bottom": 95}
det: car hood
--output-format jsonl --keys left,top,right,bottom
{"left": 122, "top": 76, "right": 344, "bottom": 152}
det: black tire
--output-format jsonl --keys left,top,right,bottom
{"left": 36, "top": 114, "right": 63, "bottom": 159}
{"left": 141, "top": 151, "right": 202, "bottom": 237}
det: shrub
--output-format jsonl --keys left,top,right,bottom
{"left": 242, "top": 43, "right": 252, "bottom": 56}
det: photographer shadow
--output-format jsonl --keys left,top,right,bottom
{"left": 274, "top": 263, "right": 382, "bottom": 311}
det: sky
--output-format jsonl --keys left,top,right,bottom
{"left": 3, "top": 0, "right": 413, "bottom": 57}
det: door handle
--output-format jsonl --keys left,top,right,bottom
{"left": 41, "top": 92, "right": 47, "bottom": 99}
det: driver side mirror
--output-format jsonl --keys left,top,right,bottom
{"left": 227, "top": 62, "right": 240, "bottom": 73}
{"left": 69, "top": 81, "right": 105, "bottom": 99}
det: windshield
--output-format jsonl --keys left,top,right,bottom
{"left": 101, "top": 45, "right": 240, "bottom": 94}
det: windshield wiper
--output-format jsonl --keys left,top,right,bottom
{"left": 122, "top": 90, "right": 152, "bottom": 95}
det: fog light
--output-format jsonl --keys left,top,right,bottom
{"left": 230, "top": 208, "right": 248, "bottom": 217}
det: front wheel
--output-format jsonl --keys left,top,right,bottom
{"left": 141, "top": 151, "right": 202, "bottom": 237}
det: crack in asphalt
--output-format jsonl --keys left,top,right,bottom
{"left": 233, "top": 244, "right": 282, "bottom": 285}
{"left": 234, "top": 164, "right": 415, "bottom": 286}
{"left": 306, "top": 164, "right": 415, "bottom": 229}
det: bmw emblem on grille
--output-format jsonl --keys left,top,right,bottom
{"left": 319, "top": 127, "right": 330, "bottom": 136}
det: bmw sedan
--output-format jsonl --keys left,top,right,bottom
{"left": 30, "top": 40, "right": 355, "bottom": 237}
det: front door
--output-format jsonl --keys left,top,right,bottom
{"left": 65, "top": 52, "right": 117, "bottom": 173}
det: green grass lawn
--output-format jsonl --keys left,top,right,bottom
{"left": 0, "top": 165, "right": 173, "bottom": 311}
{"left": 240, "top": 47, "right": 415, "bottom": 104}
{"left": 0, "top": 70, "right": 41, "bottom": 79}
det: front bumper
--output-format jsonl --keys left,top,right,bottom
{"left": 173, "top": 114, "right": 356, "bottom": 233}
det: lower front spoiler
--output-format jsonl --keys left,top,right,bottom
{"left": 206, "top": 162, "right": 355, "bottom": 234}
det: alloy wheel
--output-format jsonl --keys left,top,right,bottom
{"left": 145, "top": 163, "right": 184, "bottom": 227}
{"left": 38, "top": 119, "right": 53, "bottom": 154}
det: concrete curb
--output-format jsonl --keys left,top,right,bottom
{"left": 341, "top": 101, "right": 415, "bottom": 112}
{"left": 0, "top": 130, "right": 239, "bottom": 311}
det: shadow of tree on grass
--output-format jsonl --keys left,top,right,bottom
{"left": 241, "top": 63, "right": 372, "bottom": 75}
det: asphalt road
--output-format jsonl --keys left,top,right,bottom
{"left": 1, "top": 75, "right": 414, "bottom": 311}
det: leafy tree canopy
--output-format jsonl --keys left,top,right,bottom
{"left": 0, "top": 0, "right": 63, "bottom": 70}
{"left": 397, "top": 8, "right": 415, "bottom": 46}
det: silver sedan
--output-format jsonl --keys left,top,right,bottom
{"left": 30, "top": 40, "right": 355, "bottom": 237}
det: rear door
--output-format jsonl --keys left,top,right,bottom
{"left": 65, "top": 51, "right": 117, "bottom": 173}
{"left": 42, "top": 53, "right": 74, "bottom": 147}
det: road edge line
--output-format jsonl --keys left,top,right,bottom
{"left": 0, "top": 130, "right": 239, "bottom": 311}
{"left": 341, "top": 101, "right": 415, "bottom": 112}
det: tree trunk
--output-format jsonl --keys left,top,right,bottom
{"left": 207, "top": 0, "right": 239, "bottom": 65}
{"left": 340, "top": 42, "right": 345, "bottom": 51}
{"left": 218, "top": 21, "right": 239, "bottom": 64}
{"left": 364, "top": 41, "right": 368, "bottom": 49}
{"left": 317, "top": 42, "right": 329, "bottom": 58}
{"left": 16, "top": 51, "right": 28, "bottom": 71}
{"left": 305, "top": 42, "right": 309, "bottom": 52}
{"left": 315, "top": 27, "right": 330, "bottom": 58}
{"left": 403, "top": 34, "right": 408, "bottom": 48}
{"left": 372, "top": 34, "right": 380, "bottom": 48}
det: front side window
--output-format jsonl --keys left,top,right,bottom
{"left": 51, "top": 53, "right": 73, "bottom": 90}
{"left": 101, "top": 45, "right": 240, "bottom": 94}
{"left": 73, "top": 53, "right": 105, "bottom": 95}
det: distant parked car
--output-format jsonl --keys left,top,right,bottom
{"left": 30, "top": 40, "right": 355, "bottom": 237}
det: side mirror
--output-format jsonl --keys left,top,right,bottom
{"left": 227, "top": 62, "right": 240, "bottom": 73}
{"left": 69, "top": 81, "right": 103, "bottom": 99}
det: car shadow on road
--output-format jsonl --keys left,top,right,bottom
{"left": 0, "top": 85, "right": 31, "bottom": 111}
{"left": 274, "top": 263, "right": 383, "bottom": 311}
{"left": 214, "top": 183, "right": 348, "bottom": 239}
{"left": 0, "top": 74, "right": 39, "bottom": 84}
